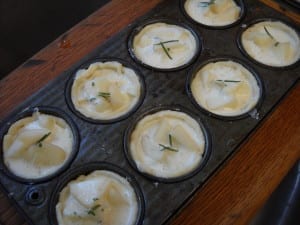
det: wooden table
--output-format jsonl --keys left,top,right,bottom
{"left": 0, "top": 1, "right": 299, "bottom": 225}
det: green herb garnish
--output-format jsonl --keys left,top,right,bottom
{"left": 159, "top": 134, "right": 178, "bottom": 152}
{"left": 93, "top": 197, "right": 99, "bottom": 202}
{"left": 198, "top": 0, "right": 216, "bottom": 7}
{"left": 87, "top": 204, "right": 100, "bottom": 216}
{"left": 92, "top": 82, "right": 95, "bottom": 87}
{"left": 216, "top": 80, "right": 241, "bottom": 83}
{"left": 264, "top": 26, "right": 280, "bottom": 47}
{"left": 98, "top": 92, "right": 111, "bottom": 101}
{"left": 154, "top": 40, "right": 179, "bottom": 60}
{"left": 36, "top": 132, "right": 51, "bottom": 147}
{"left": 168, "top": 134, "right": 173, "bottom": 147}
{"left": 89, "top": 97, "right": 97, "bottom": 102}
{"left": 159, "top": 144, "right": 179, "bottom": 152}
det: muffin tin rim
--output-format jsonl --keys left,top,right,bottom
{"left": 236, "top": 17, "right": 300, "bottom": 70}
{"left": 0, "top": 106, "right": 80, "bottom": 184}
{"left": 65, "top": 57, "right": 146, "bottom": 124}
{"left": 127, "top": 18, "right": 202, "bottom": 72}
{"left": 123, "top": 105, "right": 212, "bottom": 183}
{"left": 48, "top": 162, "right": 145, "bottom": 225}
{"left": 186, "top": 55, "right": 265, "bottom": 121}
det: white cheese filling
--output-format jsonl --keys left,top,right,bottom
{"left": 71, "top": 61, "right": 141, "bottom": 120}
{"left": 129, "top": 110, "right": 205, "bottom": 178}
{"left": 56, "top": 170, "right": 138, "bottom": 225}
{"left": 132, "top": 22, "right": 197, "bottom": 69}
{"left": 191, "top": 60, "right": 260, "bottom": 116}
{"left": 3, "top": 111, "right": 73, "bottom": 179}
{"left": 184, "top": 0, "right": 241, "bottom": 26}
{"left": 241, "top": 21, "right": 300, "bottom": 67}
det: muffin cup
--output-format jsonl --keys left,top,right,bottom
{"left": 127, "top": 18, "right": 202, "bottom": 72}
{"left": 65, "top": 57, "right": 146, "bottom": 124}
{"left": 236, "top": 18, "right": 300, "bottom": 70}
{"left": 186, "top": 56, "right": 264, "bottom": 121}
{"left": 123, "top": 105, "right": 211, "bottom": 183}
{"left": 48, "top": 162, "right": 145, "bottom": 225}
{"left": 0, "top": 106, "right": 80, "bottom": 184}
{"left": 180, "top": 0, "right": 246, "bottom": 29}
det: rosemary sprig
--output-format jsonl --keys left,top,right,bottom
{"left": 36, "top": 132, "right": 51, "bottom": 147}
{"left": 87, "top": 204, "right": 100, "bottom": 216}
{"left": 154, "top": 40, "right": 179, "bottom": 45}
{"left": 216, "top": 80, "right": 241, "bottom": 83}
{"left": 89, "top": 97, "right": 97, "bottom": 102}
{"left": 153, "top": 40, "right": 179, "bottom": 60}
{"left": 98, "top": 92, "right": 111, "bottom": 101}
{"left": 198, "top": 0, "right": 216, "bottom": 7}
{"left": 159, "top": 144, "right": 179, "bottom": 152}
{"left": 168, "top": 134, "right": 173, "bottom": 147}
{"left": 159, "top": 134, "right": 178, "bottom": 152}
{"left": 264, "top": 26, "right": 279, "bottom": 47}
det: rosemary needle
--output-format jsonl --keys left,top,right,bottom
{"left": 98, "top": 92, "right": 111, "bottom": 101}
{"left": 264, "top": 26, "right": 280, "bottom": 47}
{"left": 198, "top": 0, "right": 216, "bottom": 7}
{"left": 216, "top": 80, "right": 241, "bottom": 83}
{"left": 36, "top": 132, "right": 51, "bottom": 147}
{"left": 159, "top": 134, "right": 178, "bottom": 152}
{"left": 153, "top": 40, "right": 179, "bottom": 60}
{"left": 159, "top": 144, "right": 179, "bottom": 152}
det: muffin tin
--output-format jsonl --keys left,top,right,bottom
{"left": 0, "top": 1, "right": 299, "bottom": 225}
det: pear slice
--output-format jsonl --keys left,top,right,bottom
{"left": 7, "top": 117, "right": 34, "bottom": 135}
{"left": 24, "top": 143, "right": 66, "bottom": 167}
{"left": 109, "top": 85, "right": 130, "bottom": 110}
{"left": 63, "top": 195, "right": 88, "bottom": 217}
{"left": 37, "top": 114, "right": 55, "bottom": 130}
{"left": 107, "top": 183, "right": 129, "bottom": 206}
{"left": 70, "top": 178, "right": 109, "bottom": 207}
{"left": 5, "top": 129, "right": 49, "bottom": 158}
{"left": 141, "top": 135, "right": 163, "bottom": 161}
{"left": 155, "top": 121, "right": 172, "bottom": 144}
{"left": 171, "top": 124, "right": 200, "bottom": 151}
{"left": 272, "top": 42, "right": 293, "bottom": 62}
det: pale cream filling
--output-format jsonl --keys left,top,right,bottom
{"left": 71, "top": 61, "right": 141, "bottom": 120}
{"left": 184, "top": 0, "right": 241, "bottom": 26}
{"left": 130, "top": 110, "right": 205, "bottom": 178}
{"left": 133, "top": 22, "right": 197, "bottom": 69}
{"left": 241, "top": 21, "right": 300, "bottom": 67}
{"left": 56, "top": 170, "right": 138, "bottom": 225}
{"left": 191, "top": 61, "right": 260, "bottom": 116}
{"left": 3, "top": 111, "right": 73, "bottom": 179}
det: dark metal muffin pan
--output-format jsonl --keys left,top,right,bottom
{"left": 0, "top": 0, "right": 299, "bottom": 225}
{"left": 123, "top": 105, "right": 211, "bottom": 183}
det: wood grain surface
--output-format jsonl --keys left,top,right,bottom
{"left": 0, "top": 0, "right": 299, "bottom": 225}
